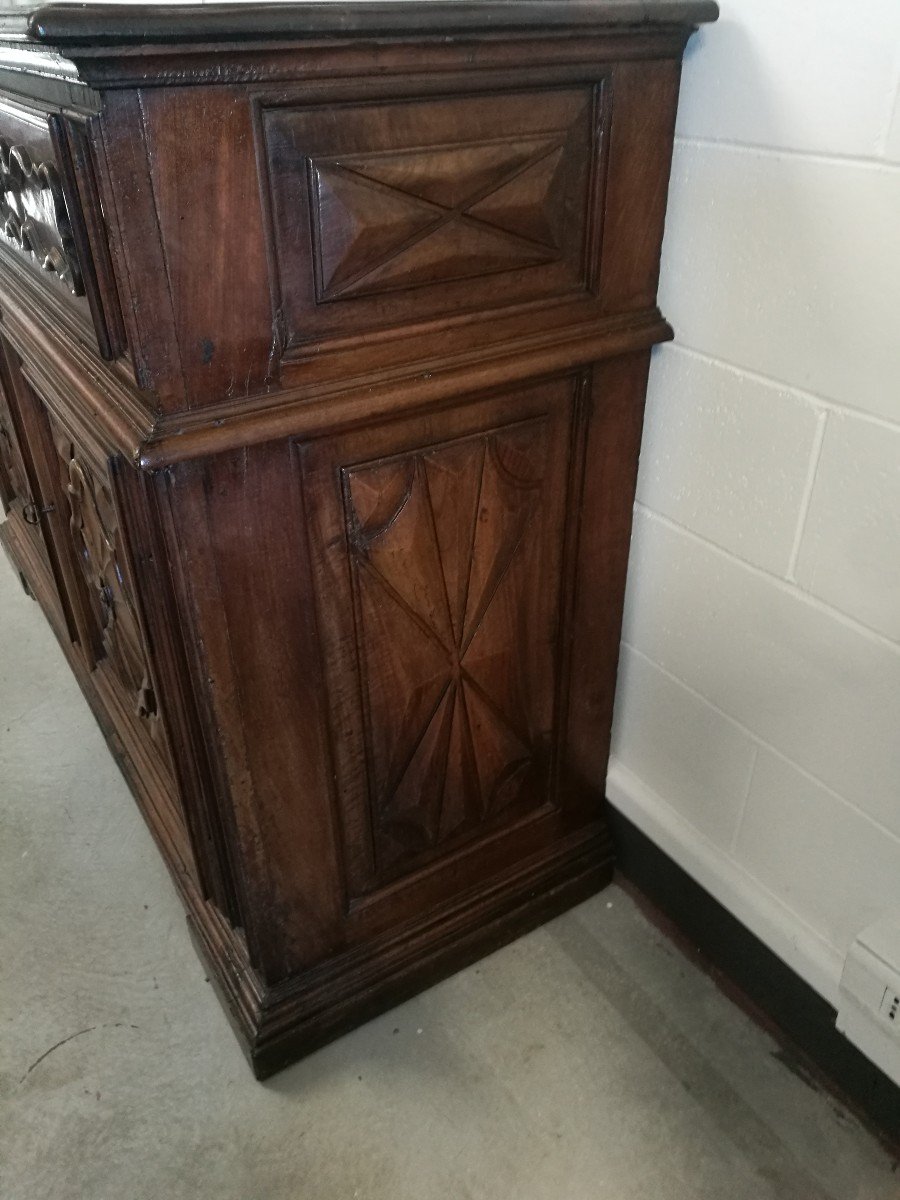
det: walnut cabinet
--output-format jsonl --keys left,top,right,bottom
{"left": 0, "top": 1, "right": 716, "bottom": 1076}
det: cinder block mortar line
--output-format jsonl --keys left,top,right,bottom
{"left": 618, "top": 640, "right": 900, "bottom": 850}
{"left": 729, "top": 743, "right": 760, "bottom": 857}
{"left": 674, "top": 133, "right": 900, "bottom": 173}
{"left": 786, "top": 409, "right": 828, "bottom": 583}
{"left": 607, "top": 753, "right": 848, "bottom": 982}
{"left": 632, "top": 504, "right": 900, "bottom": 654}
{"left": 876, "top": 44, "right": 900, "bottom": 156}
{"left": 659, "top": 344, "right": 900, "bottom": 437}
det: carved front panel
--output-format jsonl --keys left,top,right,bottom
{"left": 263, "top": 86, "right": 605, "bottom": 353}
{"left": 0, "top": 100, "right": 85, "bottom": 299}
{"left": 0, "top": 139, "right": 83, "bottom": 295}
{"left": 0, "top": 369, "right": 29, "bottom": 512}
{"left": 48, "top": 415, "right": 163, "bottom": 744}
{"left": 301, "top": 378, "right": 577, "bottom": 894}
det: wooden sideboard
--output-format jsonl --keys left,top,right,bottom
{"left": 0, "top": 0, "right": 716, "bottom": 1076}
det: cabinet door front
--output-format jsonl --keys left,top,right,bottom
{"left": 0, "top": 340, "right": 55, "bottom": 550}
{"left": 0, "top": 357, "right": 32, "bottom": 519}
{"left": 300, "top": 374, "right": 599, "bottom": 921}
{"left": 0, "top": 335, "right": 79, "bottom": 639}
{"left": 44, "top": 410, "right": 169, "bottom": 750}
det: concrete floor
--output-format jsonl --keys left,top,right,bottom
{"left": 1, "top": 553, "right": 897, "bottom": 1200}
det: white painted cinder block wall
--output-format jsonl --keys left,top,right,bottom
{"left": 608, "top": 0, "right": 900, "bottom": 1017}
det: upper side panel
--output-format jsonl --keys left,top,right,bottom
{"left": 262, "top": 85, "right": 605, "bottom": 354}
{"left": 3, "top": 33, "right": 686, "bottom": 420}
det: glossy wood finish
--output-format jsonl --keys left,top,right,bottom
{"left": 3, "top": 2, "right": 719, "bottom": 43}
{"left": 0, "top": 1, "right": 715, "bottom": 1076}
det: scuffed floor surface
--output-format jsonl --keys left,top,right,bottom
{"left": 1, "top": 555, "right": 897, "bottom": 1200}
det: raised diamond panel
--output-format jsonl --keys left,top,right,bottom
{"left": 263, "top": 86, "right": 602, "bottom": 350}
{"left": 311, "top": 137, "right": 565, "bottom": 301}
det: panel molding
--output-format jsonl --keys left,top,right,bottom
{"left": 297, "top": 377, "right": 582, "bottom": 906}
{"left": 261, "top": 82, "right": 607, "bottom": 358}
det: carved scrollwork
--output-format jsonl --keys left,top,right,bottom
{"left": 0, "top": 408, "right": 26, "bottom": 503}
{"left": 53, "top": 430, "right": 160, "bottom": 731}
{"left": 0, "top": 386, "right": 31, "bottom": 510}
{"left": 0, "top": 139, "right": 84, "bottom": 296}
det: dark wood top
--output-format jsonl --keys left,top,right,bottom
{"left": 0, "top": 1, "right": 718, "bottom": 46}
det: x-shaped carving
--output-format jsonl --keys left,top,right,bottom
{"left": 311, "top": 135, "right": 567, "bottom": 299}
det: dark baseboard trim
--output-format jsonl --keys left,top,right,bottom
{"left": 608, "top": 806, "right": 900, "bottom": 1156}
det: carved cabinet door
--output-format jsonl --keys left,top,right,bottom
{"left": 0, "top": 336, "right": 52, "bottom": 539}
{"left": 0, "top": 347, "right": 31, "bottom": 516}
{"left": 299, "top": 373, "right": 600, "bottom": 930}
{"left": 0, "top": 348, "right": 172, "bottom": 771}
{"left": 43, "top": 409, "right": 170, "bottom": 752}
{"left": 0, "top": 333, "right": 81, "bottom": 639}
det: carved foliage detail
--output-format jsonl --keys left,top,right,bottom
{"left": 0, "top": 388, "right": 28, "bottom": 507}
{"left": 310, "top": 136, "right": 568, "bottom": 301}
{"left": 344, "top": 419, "right": 554, "bottom": 871}
{"left": 53, "top": 429, "right": 159, "bottom": 730}
{"left": 0, "top": 140, "right": 84, "bottom": 295}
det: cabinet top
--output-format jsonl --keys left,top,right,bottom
{"left": 0, "top": 1, "right": 717, "bottom": 46}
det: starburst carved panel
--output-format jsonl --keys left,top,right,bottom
{"left": 342, "top": 417, "right": 559, "bottom": 872}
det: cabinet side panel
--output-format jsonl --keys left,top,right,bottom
{"left": 263, "top": 87, "right": 599, "bottom": 350}
{"left": 295, "top": 373, "right": 611, "bottom": 947}
{"left": 599, "top": 60, "right": 681, "bottom": 313}
{"left": 95, "top": 90, "right": 185, "bottom": 404}
{"left": 566, "top": 350, "right": 651, "bottom": 784}
{"left": 299, "top": 382, "right": 575, "bottom": 899}
{"left": 139, "top": 86, "right": 274, "bottom": 409}
{"left": 163, "top": 444, "right": 344, "bottom": 981}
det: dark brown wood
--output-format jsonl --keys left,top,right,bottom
{"left": 49, "top": 111, "right": 127, "bottom": 361}
{"left": 264, "top": 87, "right": 603, "bottom": 354}
{"left": 0, "top": 1, "right": 715, "bottom": 1076}
{"left": 2, "top": 2, "right": 719, "bottom": 45}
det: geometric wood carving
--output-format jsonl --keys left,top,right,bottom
{"left": 263, "top": 84, "right": 602, "bottom": 355}
{"left": 311, "top": 137, "right": 567, "bottom": 300}
{"left": 343, "top": 417, "right": 556, "bottom": 873}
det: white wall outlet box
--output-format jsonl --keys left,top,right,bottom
{"left": 836, "top": 916, "right": 900, "bottom": 1087}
